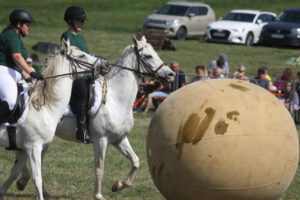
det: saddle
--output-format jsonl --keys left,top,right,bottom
{"left": 0, "top": 83, "right": 27, "bottom": 126}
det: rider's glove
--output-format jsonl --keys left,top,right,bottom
{"left": 30, "top": 72, "right": 44, "bottom": 80}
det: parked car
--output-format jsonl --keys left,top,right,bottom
{"left": 205, "top": 10, "right": 276, "bottom": 46}
{"left": 143, "top": 1, "right": 215, "bottom": 40}
{"left": 260, "top": 8, "right": 300, "bottom": 47}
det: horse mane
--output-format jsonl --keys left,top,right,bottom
{"left": 30, "top": 53, "right": 62, "bottom": 110}
{"left": 115, "top": 45, "right": 134, "bottom": 65}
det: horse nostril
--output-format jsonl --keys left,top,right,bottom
{"left": 168, "top": 73, "right": 175, "bottom": 77}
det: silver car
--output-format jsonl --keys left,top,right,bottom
{"left": 143, "top": 1, "right": 215, "bottom": 40}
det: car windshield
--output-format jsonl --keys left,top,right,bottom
{"left": 156, "top": 4, "right": 188, "bottom": 16}
{"left": 275, "top": 10, "right": 300, "bottom": 23}
{"left": 221, "top": 12, "right": 256, "bottom": 23}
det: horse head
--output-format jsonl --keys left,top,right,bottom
{"left": 61, "top": 39, "right": 106, "bottom": 77}
{"left": 133, "top": 36, "right": 175, "bottom": 82}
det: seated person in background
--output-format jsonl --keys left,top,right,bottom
{"left": 250, "top": 66, "right": 270, "bottom": 89}
{"left": 170, "top": 61, "right": 186, "bottom": 90}
{"left": 280, "top": 81, "right": 299, "bottom": 112}
{"left": 137, "top": 81, "right": 171, "bottom": 114}
{"left": 263, "top": 66, "right": 273, "bottom": 86}
{"left": 211, "top": 67, "right": 224, "bottom": 79}
{"left": 208, "top": 53, "right": 230, "bottom": 78}
{"left": 274, "top": 68, "right": 294, "bottom": 93}
{"left": 191, "top": 64, "right": 209, "bottom": 82}
{"left": 233, "top": 65, "right": 249, "bottom": 81}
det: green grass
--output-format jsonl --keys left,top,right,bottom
{"left": 1, "top": 0, "right": 300, "bottom": 199}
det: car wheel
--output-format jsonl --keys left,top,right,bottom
{"left": 176, "top": 27, "right": 187, "bottom": 40}
{"left": 245, "top": 33, "right": 254, "bottom": 46}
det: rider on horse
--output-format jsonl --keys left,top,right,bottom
{"left": 0, "top": 9, "right": 44, "bottom": 151}
{"left": 61, "top": 6, "right": 109, "bottom": 144}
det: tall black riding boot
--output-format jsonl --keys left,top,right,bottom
{"left": 0, "top": 101, "right": 11, "bottom": 125}
{"left": 6, "top": 126, "right": 22, "bottom": 151}
{"left": 76, "top": 113, "right": 91, "bottom": 144}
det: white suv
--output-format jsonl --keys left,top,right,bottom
{"left": 143, "top": 1, "right": 215, "bottom": 40}
{"left": 205, "top": 10, "right": 276, "bottom": 45}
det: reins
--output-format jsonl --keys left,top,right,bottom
{"left": 109, "top": 45, "right": 166, "bottom": 81}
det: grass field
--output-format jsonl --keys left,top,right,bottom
{"left": 0, "top": 0, "right": 300, "bottom": 199}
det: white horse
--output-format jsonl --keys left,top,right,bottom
{"left": 0, "top": 39, "right": 105, "bottom": 200}
{"left": 1, "top": 36, "right": 175, "bottom": 200}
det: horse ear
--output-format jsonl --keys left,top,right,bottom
{"left": 141, "top": 35, "right": 147, "bottom": 43}
{"left": 133, "top": 35, "right": 138, "bottom": 46}
{"left": 61, "top": 39, "right": 70, "bottom": 51}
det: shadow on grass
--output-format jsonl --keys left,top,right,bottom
{"left": 2, "top": 192, "right": 77, "bottom": 200}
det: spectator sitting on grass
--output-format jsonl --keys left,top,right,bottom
{"left": 250, "top": 66, "right": 270, "bottom": 89}
{"left": 280, "top": 81, "right": 299, "bottom": 112}
{"left": 208, "top": 53, "right": 229, "bottom": 78}
{"left": 191, "top": 64, "right": 209, "bottom": 82}
{"left": 233, "top": 65, "right": 249, "bottom": 81}
{"left": 136, "top": 81, "right": 171, "bottom": 114}
{"left": 170, "top": 61, "right": 186, "bottom": 90}
{"left": 211, "top": 67, "right": 224, "bottom": 79}
{"left": 274, "top": 68, "right": 294, "bottom": 93}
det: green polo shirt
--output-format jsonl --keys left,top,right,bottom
{"left": 61, "top": 30, "right": 90, "bottom": 54}
{"left": 61, "top": 30, "right": 91, "bottom": 79}
{"left": 0, "top": 29, "right": 28, "bottom": 73}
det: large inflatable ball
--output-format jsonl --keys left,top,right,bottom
{"left": 147, "top": 79, "right": 299, "bottom": 200}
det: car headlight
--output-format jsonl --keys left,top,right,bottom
{"left": 291, "top": 28, "right": 300, "bottom": 35}
{"left": 232, "top": 28, "right": 245, "bottom": 32}
{"left": 166, "top": 19, "right": 178, "bottom": 26}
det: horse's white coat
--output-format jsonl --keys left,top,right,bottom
{"left": 0, "top": 39, "right": 106, "bottom": 200}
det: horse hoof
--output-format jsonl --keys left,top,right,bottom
{"left": 94, "top": 193, "right": 106, "bottom": 200}
{"left": 16, "top": 180, "right": 26, "bottom": 191}
{"left": 111, "top": 180, "right": 122, "bottom": 192}
{"left": 111, "top": 180, "right": 131, "bottom": 192}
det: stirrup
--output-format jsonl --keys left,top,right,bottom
{"left": 76, "top": 132, "right": 92, "bottom": 144}
{"left": 6, "top": 146, "right": 22, "bottom": 151}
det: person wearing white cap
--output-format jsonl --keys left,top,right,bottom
{"left": 208, "top": 53, "right": 230, "bottom": 78}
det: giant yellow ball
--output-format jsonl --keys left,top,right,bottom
{"left": 147, "top": 79, "right": 299, "bottom": 200}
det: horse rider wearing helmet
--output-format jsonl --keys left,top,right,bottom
{"left": 61, "top": 6, "right": 109, "bottom": 144}
{"left": 0, "top": 9, "right": 44, "bottom": 150}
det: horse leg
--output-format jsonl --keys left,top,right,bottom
{"left": 41, "top": 146, "right": 51, "bottom": 198}
{"left": 111, "top": 137, "right": 139, "bottom": 192}
{"left": 27, "top": 146, "right": 44, "bottom": 200}
{"left": 17, "top": 146, "right": 51, "bottom": 198}
{"left": 16, "top": 162, "right": 31, "bottom": 191}
{"left": 93, "top": 137, "right": 108, "bottom": 200}
{"left": 0, "top": 151, "right": 27, "bottom": 197}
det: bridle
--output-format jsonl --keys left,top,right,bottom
{"left": 110, "top": 45, "right": 166, "bottom": 80}
{"left": 43, "top": 50, "right": 99, "bottom": 80}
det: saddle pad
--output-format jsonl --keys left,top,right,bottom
{"left": 64, "top": 78, "right": 102, "bottom": 116}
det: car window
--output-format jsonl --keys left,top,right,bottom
{"left": 256, "top": 14, "right": 275, "bottom": 23}
{"left": 187, "top": 7, "right": 208, "bottom": 16}
{"left": 276, "top": 10, "right": 300, "bottom": 23}
{"left": 156, "top": 4, "right": 188, "bottom": 16}
{"left": 222, "top": 12, "right": 256, "bottom": 23}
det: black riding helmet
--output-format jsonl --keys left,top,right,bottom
{"left": 9, "top": 9, "right": 34, "bottom": 26}
{"left": 64, "top": 6, "right": 86, "bottom": 23}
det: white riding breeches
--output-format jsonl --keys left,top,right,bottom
{"left": 0, "top": 65, "right": 22, "bottom": 110}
